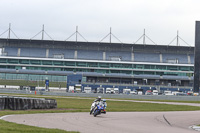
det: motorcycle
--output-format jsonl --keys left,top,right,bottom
{"left": 93, "top": 104, "right": 106, "bottom": 117}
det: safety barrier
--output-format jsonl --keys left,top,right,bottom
{"left": 0, "top": 96, "right": 57, "bottom": 110}
{"left": 0, "top": 97, "right": 5, "bottom": 110}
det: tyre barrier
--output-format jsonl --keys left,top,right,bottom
{"left": 0, "top": 96, "right": 57, "bottom": 110}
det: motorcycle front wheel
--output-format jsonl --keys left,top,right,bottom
{"left": 93, "top": 111, "right": 98, "bottom": 117}
{"left": 90, "top": 109, "right": 93, "bottom": 115}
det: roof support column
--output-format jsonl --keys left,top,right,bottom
{"left": 194, "top": 21, "right": 200, "bottom": 93}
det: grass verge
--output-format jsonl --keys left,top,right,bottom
{"left": 0, "top": 119, "right": 77, "bottom": 133}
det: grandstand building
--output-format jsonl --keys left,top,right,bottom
{"left": 0, "top": 38, "right": 194, "bottom": 93}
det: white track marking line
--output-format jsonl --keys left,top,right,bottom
{"left": 0, "top": 115, "right": 13, "bottom": 120}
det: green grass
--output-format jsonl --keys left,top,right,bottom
{"left": 1, "top": 95, "right": 200, "bottom": 133}
{"left": 110, "top": 98, "right": 200, "bottom": 104}
{"left": 55, "top": 97, "right": 200, "bottom": 112}
{"left": 107, "top": 100, "right": 199, "bottom": 111}
{"left": 0, "top": 120, "right": 77, "bottom": 133}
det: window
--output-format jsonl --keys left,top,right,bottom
{"left": 20, "top": 60, "right": 29, "bottom": 64}
{"left": 53, "top": 61, "right": 63, "bottom": 65}
{"left": 42, "top": 61, "right": 52, "bottom": 65}
{"left": 30, "top": 60, "right": 40, "bottom": 65}
{"left": 53, "top": 54, "right": 64, "bottom": 59}
{"left": 2, "top": 52, "right": 7, "bottom": 56}
{"left": 110, "top": 56, "right": 121, "bottom": 61}
{"left": 99, "top": 63, "right": 109, "bottom": 68}
{"left": 166, "top": 59, "right": 178, "bottom": 64}
{"left": 0, "top": 59, "right": 6, "bottom": 63}
{"left": 8, "top": 59, "right": 18, "bottom": 64}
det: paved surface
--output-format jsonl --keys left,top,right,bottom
{"left": 2, "top": 111, "right": 200, "bottom": 133}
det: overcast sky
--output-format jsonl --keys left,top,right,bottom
{"left": 0, "top": 0, "right": 199, "bottom": 46}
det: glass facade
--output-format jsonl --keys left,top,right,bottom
{"left": 0, "top": 57, "right": 193, "bottom": 77}
{"left": 0, "top": 73, "right": 67, "bottom": 82}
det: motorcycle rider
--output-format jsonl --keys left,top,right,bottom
{"left": 90, "top": 96, "right": 106, "bottom": 115}
{"left": 90, "top": 99, "right": 97, "bottom": 115}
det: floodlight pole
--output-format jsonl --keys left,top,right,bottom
{"left": 194, "top": 21, "right": 200, "bottom": 93}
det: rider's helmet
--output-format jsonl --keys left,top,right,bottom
{"left": 103, "top": 99, "right": 106, "bottom": 102}
{"left": 97, "top": 96, "right": 101, "bottom": 101}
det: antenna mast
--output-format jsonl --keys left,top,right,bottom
{"left": 143, "top": 29, "right": 146, "bottom": 44}
{"left": 76, "top": 26, "right": 78, "bottom": 42}
{"left": 168, "top": 30, "right": 190, "bottom": 46}
{"left": 99, "top": 27, "right": 122, "bottom": 43}
{"left": 134, "top": 29, "right": 156, "bottom": 45}
{"left": 42, "top": 24, "right": 44, "bottom": 40}
{"left": 177, "top": 30, "right": 179, "bottom": 46}
{"left": 8, "top": 23, "right": 11, "bottom": 39}
{"left": 110, "top": 27, "right": 112, "bottom": 43}
{"left": 65, "top": 26, "right": 87, "bottom": 42}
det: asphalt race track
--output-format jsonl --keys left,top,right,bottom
{"left": 2, "top": 111, "right": 200, "bottom": 133}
